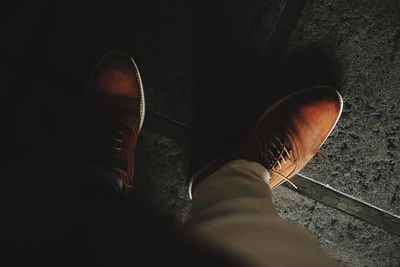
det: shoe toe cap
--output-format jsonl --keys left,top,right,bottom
{"left": 292, "top": 87, "right": 343, "bottom": 156}
{"left": 298, "top": 87, "right": 343, "bottom": 132}
{"left": 89, "top": 50, "right": 142, "bottom": 99}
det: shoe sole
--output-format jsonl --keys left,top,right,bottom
{"left": 129, "top": 57, "right": 146, "bottom": 131}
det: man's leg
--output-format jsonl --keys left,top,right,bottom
{"left": 185, "top": 87, "right": 343, "bottom": 267}
{"left": 185, "top": 160, "right": 339, "bottom": 267}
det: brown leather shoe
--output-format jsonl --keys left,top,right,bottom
{"left": 78, "top": 51, "right": 145, "bottom": 191}
{"left": 189, "top": 86, "right": 342, "bottom": 198}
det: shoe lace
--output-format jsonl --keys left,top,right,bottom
{"left": 260, "top": 135, "right": 298, "bottom": 189}
{"left": 104, "top": 120, "right": 135, "bottom": 188}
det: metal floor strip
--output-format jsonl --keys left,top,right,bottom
{"left": 289, "top": 174, "right": 400, "bottom": 236}
{"left": 144, "top": 110, "right": 400, "bottom": 236}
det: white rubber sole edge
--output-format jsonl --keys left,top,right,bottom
{"left": 130, "top": 57, "right": 146, "bottom": 131}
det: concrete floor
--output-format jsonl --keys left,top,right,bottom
{"left": 278, "top": 1, "right": 400, "bottom": 265}
{"left": 4, "top": 0, "right": 400, "bottom": 266}
{"left": 287, "top": 0, "right": 400, "bottom": 218}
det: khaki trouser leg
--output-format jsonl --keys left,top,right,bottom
{"left": 185, "top": 160, "right": 340, "bottom": 267}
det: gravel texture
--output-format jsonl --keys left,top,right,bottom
{"left": 285, "top": 0, "right": 400, "bottom": 216}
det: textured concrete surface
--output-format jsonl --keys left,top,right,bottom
{"left": 134, "top": 129, "right": 191, "bottom": 222}
{"left": 273, "top": 1, "right": 400, "bottom": 264}
{"left": 274, "top": 187, "right": 400, "bottom": 267}
{"left": 132, "top": 1, "right": 194, "bottom": 126}
{"left": 285, "top": 0, "right": 400, "bottom": 217}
